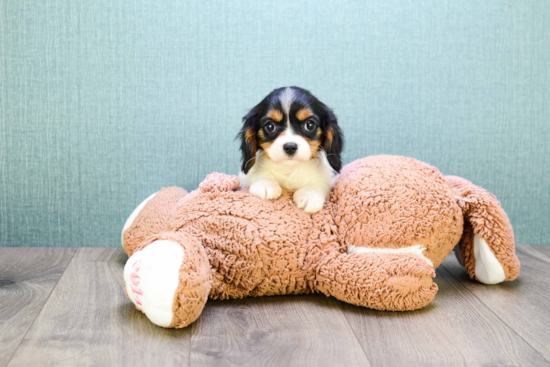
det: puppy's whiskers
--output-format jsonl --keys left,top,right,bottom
{"left": 243, "top": 156, "right": 256, "bottom": 170}
{"left": 320, "top": 147, "right": 337, "bottom": 157}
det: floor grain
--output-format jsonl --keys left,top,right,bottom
{"left": 339, "top": 259, "right": 550, "bottom": 367}
{"left": 1, "top": 246, "right": 549, "bottom": 367}
{"left": 7, "top": 248, "right": 191, "bottom": 367}
{"left": 190, "top": 294, "right": 371, "bottom": 367}
{"left": 0, "top": 247, "right": 76, "bottom": 367}
{"left": 442, "top": 245, "right": 550, "bottom": 362}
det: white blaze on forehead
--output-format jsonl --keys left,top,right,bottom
{"left": 265, "top": 87, "right": 310, "bottom": 162}
{"left": 278, "top": 87, "right": 297, "bottom": 136}
{"left": 279, "top": 87, "right": 295, "bottom": 117}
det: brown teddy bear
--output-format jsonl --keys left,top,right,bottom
{"left": 121, "top": 155, "right": 520, "bottom": 328}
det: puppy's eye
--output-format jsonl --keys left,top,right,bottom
{"left": 304, "top": 120, "right": 316, "bottom": 132}
{"left": 265, "top": 122, "right": 276, "bottom": 133}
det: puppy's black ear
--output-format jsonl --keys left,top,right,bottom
{"left": 321, "top": 107, "right": 344, "bottom": 173}
{"left": 237, "top": 109, "right": 259, "bottom": 174}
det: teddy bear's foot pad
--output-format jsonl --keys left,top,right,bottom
{"left": 473, "top": 234, "right": 506, "bottom": 284}
{"left": 124, "top": 240, "right": 184, "bottom": 327}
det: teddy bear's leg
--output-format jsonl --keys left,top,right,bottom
{"left": 124, "top": 231, "right": 211, "bottom": 328}
{"left": 314, "top": 251, "right": 438, "bottom": 311}
{"left": 445, "top": 176, "right": 520, "bottom": 284}
{"left": 121, "top": 187, "right": 188, "bottom": 256}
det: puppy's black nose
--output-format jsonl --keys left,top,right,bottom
{"left": 283, "top": 142, "right": 298, "bottom": 156}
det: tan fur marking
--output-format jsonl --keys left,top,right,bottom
{"left": 245, "top": 128, "right": 257, "bottom": 169}
{"left": 324, "top": 127, "right": 333, "bottom": 150}
{"left": 245, "top": 128, "right": 255, "bottom": 145}
{"left": 296, "top": 108, "right": 313, "bottom": 121}
{"left": 260, "top": 141, "right": 274, "bottom": 150}
{"left": 258, "top": 129, "right": 273, "bottom": 150}
{"left": 267, "top": 109, "right": 283, "bottom": 122}
{"left": 308, "top": 128, "right": 322, "bottom": 158}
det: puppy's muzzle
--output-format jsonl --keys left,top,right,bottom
{"left": 283, "top": 142, "right": 298, "bottom": 156}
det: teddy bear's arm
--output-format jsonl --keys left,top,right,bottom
{"left": 313, "top": 251, "right": 437, "bottom": 311}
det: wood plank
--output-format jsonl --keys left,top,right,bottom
{"left": 532, "top": 244, "right": 550, "bottom": 256}
{"left": 5, "top": 245, "right": 549, "bottom": 366}
{"left": 0, "top": 247, "right": 76, "bottom": 367}
{"left": 442, "top": 245, "right": 550, "bottom": 362}
{"left": 7, "top": 248, "right": 191, "bottom": 367}
{"left": 338, "top": 259, "right": 549, "bottom": 367}
{"left": 190, "top": 294, "right": 372, "bottom": 367}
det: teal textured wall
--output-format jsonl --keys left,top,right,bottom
{"left": 1, "top": 0, "right": 548, "bottom": 247}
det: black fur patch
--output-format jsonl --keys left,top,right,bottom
{"left": 237, "top": 86, "right": 344, "bottom": 173}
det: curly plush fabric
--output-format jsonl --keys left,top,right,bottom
{"left": 199, "top": 172, "right": 240, "bottom": 193}
{"left": 445, "top": 175, "right": 520, "bottom": 281}
{"left": 314, "top": 251, "right": 438, "bottom": 311}
{"left": 333, "top": 156, "right": 463, "bottom": 267}
{"left": 121, "top": 155, "right": 520, "bottom": 328}
{"left": 123, "top": 187, "right": 188, "bottom": 256}
{"left": 132, "top": 231, "right": 211, "bottom": 328}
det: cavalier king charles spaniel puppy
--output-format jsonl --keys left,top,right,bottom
{"left": 237, "top": 86, "right": 344, "bottom": 214}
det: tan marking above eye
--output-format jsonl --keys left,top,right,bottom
{"left": 267, "top": 109, "right": 283, "bottom": 122}
{"left": 296, "top": 108, "right": 313, "bottom": 121}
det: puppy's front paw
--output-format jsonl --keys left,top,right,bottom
{"left": 293, "top": 187, "right": 326, "bottom": 214}
{"left": 249, "top": 179, "right": 282, "bottom": 200}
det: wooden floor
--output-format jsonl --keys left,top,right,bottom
{"left": 0, "top": 246, "right": 549, "bottom": 367}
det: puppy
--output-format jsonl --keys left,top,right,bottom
{"left": 237, "top": 86, "right": 344, "bottom": 214}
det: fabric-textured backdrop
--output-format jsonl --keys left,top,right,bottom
{"left": 1, "top": 0, "right": 548, "bottom": 247}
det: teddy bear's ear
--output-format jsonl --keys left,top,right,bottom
{"left": 237, "top": 109, "right": 259, "bottom": 174}
{"left": 321, "top": 106, "right": 344, "bottom": 173}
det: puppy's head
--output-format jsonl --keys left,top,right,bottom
{"left": 238, "top": 86, "right": 343, "bottom": 174}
